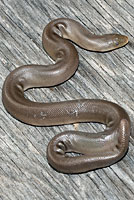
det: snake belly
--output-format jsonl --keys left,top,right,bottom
{"left": 2, "top": 18, "right": 130, "bottom": 173}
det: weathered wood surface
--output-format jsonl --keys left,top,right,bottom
{"left": 0, "top": 0, "right": 134, "bottom": 199}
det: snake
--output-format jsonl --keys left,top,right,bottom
{"left": 2, "top": 18, "right": 130, "bottom": 174}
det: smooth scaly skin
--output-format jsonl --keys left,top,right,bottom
{"left": 2, "top": 18, "right": 130, "bottom": 173}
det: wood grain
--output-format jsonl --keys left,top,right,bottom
{"left": 0, "top": 0, "right": 134, "bottom": 199}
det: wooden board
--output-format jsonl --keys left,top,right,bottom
{"left": 0, "top": 0, "right": 134, "bottom": 199}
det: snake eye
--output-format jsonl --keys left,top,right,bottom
{"left": 114, "top": 37, "right": 119, "bottom": 46}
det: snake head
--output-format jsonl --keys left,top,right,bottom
{"left": 112, "top": 34, "right": 128, "bottom": 49}
{"left": 95, "top": 34, "right": 128, "bottom": 52}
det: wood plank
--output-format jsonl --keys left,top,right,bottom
{"left": 0, "top": 0, "right": 134, "bottom": 199}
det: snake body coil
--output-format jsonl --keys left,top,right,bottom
{"left": 2, "top": 18, "right": 130, "bottom": 173}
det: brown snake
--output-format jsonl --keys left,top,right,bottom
{"left": 2, "top": 18, "right": 130, "bottom": 173}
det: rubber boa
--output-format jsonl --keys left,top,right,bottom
{"left": 2, "top": 18, "right": 130, "bottom": 173}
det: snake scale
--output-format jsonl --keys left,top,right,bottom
{"left": 2, "top": 18, "right": 130, "bottom": 173}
